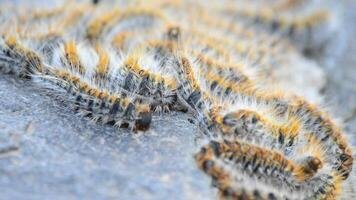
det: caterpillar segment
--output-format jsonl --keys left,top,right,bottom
{"left": 58, "top": 42, "right": 177, "bottom": 114}
{"left": 175, "top": 54, "right": 295, "bottom": 147}
{"left": 169, "top": 55, "right": 221, "bottom": 135}
{"left": 116, "top": 29, "right": 185, "bottom": 112}
{"left": 208, "top": 107, "right": 326, "bottom": 177}
{"left": 219, "top": 89, "right": 352, "bottom": 180}
{"left": 51, "top": 3, "right": 94, "bottom": 39}
{"left": 198, "top": 13, "right": 293, "bottom": 65}
{"left": 0, "top": 1, "right": 353, "bottom": 199}
{"left": 92, "top": 45, "right": 110, "bottom": 86}
{"left": 192, "top": 52, "right": 254, "bottom": 87}
{"left": 193, "top": 65, "right": 257, "bottom": 104}
{"left": 237, "top": 92, "right": 354, "bottom": 180}
{"left": 270, "top": 0, "right": 309, "bottom": 11}
{"left": 224, "top": 92, "right": 351, "bottom": 181}
{"left": 190, "top": 53, "right": 258, "bottom": 99}
{"left": 132, "top": 39, "right": 178, "bottom": 67}
{"left": 0, "top": 36, "right": 43, "bottom": 78}
{"left": 218, "top": 2, "right": 332, "bottom": 50}
{"left": 184, "top": 60, "right": 352, "bottom": 197}
{"left": 14, "top": 3, "right": 67, "bottom": 27}
{"left": 0, "top": 38, "right": 153, "bottom": 131}
{"left": 173, "top": 56, "right": 211, "bottom": 111}
{"left": 182, "top": 2, "right": 293, "bottom": 51}
{"left": 189, "top": 34, "right": 235, "bottom": 64}
{"left": 42, "top": 67, "right": 152, "bottom": 132}
{"left": 195, "top": 140, "right": 288, "bottom": 200}
{"left": 15, "top": 1, "right": 91, "bottom": 42}
{"left": 111, "top": 31, "right": 136, "bottom": 51}
{"left": 62, "top": 41, "right": 86, "bottom": 75}
{"left": 86, "top": 6, "right": 167, "bottom": 42}
{"left": 195, "top": 140, "right": 344, "bottom": 200}
{"left": 229, "top": 0, "right": 310, "bottom": 13}
{"left": 121, "top": 54, "right": 178, "bottom": 113}
{"left": 165, "top": 25, "right": 181, "bottom": 42}
{"left": 85, "top": 8, "right": 121, "bottom": 41}
{"left": 210, "top": 109, "right": 299, "bottom": 153}
{"left": 183, "top": 51, "right": 352, "bottom": 182}
{"left": 181, "top": 34, "right": 232, "bottom": 64}
{"left": 287, "top": 98, "right": 353, "bottom": 180}
{"left": 182, "top": 27, "right": 276, "bottom": 70}
{"left": 180, "top": 33, "right": 352, "bottom": 183}
{"left": 197, "top": 157, "right": 283, "bottom": 200}
{"left": 99, "top": 25, "right": 177, "bottom": 85}
{"left": 110, "top": 21, "right": 179, "bottom": 52}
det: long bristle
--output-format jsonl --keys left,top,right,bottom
{"left": 0, "top": 0, "right": 352, "bottom": 199}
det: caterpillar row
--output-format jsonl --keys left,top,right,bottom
{"left": 0, "top": 0, "right": 352, "bottom": 199}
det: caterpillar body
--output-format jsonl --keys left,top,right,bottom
{"left": 0, "top": 1, "right": 353, "bottom": 200}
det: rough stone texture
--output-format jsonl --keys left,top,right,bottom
{"left": 321, "top": 0, "right": 356, "bottom": 198}
{"left": 323, "top": 0, "right": 356, "bottom": 141}
{"left": 0, "top": 78, "right": 214, "bottom": 200}
{"left": 0, "top": 1, "right": 356, "bottom": 200}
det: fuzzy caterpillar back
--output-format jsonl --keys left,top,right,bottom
{"left": 0, "top": 1, "right": 353, "bottom": 200}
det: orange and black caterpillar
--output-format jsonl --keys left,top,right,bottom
{"left": 0, "top": 1, "right": 353, "bottom": 199}
{"left": 41, "top": 67, "right": 153, "bottom": 131}
{"left": 195, "top": 139, "right": 343, "bottom": 200}
{"left": 0, "top": 36, "right": 43, "bottom": 78}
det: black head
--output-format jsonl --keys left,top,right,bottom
{"left": 135, "top": 112, "right": 152, "bottom": 131}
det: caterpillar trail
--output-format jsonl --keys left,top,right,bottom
{"left": 0, "top": 0, "right": 353, "bottom": 199}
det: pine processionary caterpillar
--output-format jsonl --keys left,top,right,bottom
{"left": 0, "top": 1, "right": 353, "bottom": 199}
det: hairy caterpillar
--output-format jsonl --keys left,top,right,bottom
{"left": 165, "top": 34, "right": 352, "bottom": 200}
{"left": 195, "top": 140, "right": 343, "bottom": 200}
{"left": 0, "top": 36, "right": 153, "bottom": 131}
{"left": 172, "top": 16, "right": 323, "bottom": 98}
{"left": 0, "top": 36, "right": 43, "bottom": 78}
{"left": 171, "top": 40, "right": 351, "bottom": 181}
{"left": 216, "top": 0, "right": 337, "bottom": 52}
{"left": 86, "top": 6, "right": 168, "bottom": 43}
{"left": 0, "top": 1, "right": 353, "bottom": 200}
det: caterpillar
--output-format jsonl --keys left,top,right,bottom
{"left": 175, "top": 55, "right": 345, "bottom": 185}
{"left": 0, "top": 1, "right": 353, "bottom": 200}
{"left": 171, "top": 15, "right": 322, "bottom": 98}
{"left": 195, "top": 139, "right": 343, "bottom": 200}
{"left": 0, "top": 36, "right": 153, "bottom": 131}
{"left": 0, "top": 36, "right": 43, "bottom": 78}
{"left": 42, "top": 67, "right": 152, "bottom": 131}
{"left": 204, "top": 82, "right": 353, "bottom": 180}
{"left": 86, "top": 6, "right": 167, "bottom": 43}
{"left": 172, "top": 38, "right": 352, "bottom": 181}
{"left": 216, "top": 0, "right": 337, "bottom": 52}
{"left": 163, "top": 43, "right": 352, "bottom": 194}
{"left": 162, "top": 29, "right": 352, "bottom": 200}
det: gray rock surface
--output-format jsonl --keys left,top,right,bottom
{"left": 0, "top": 77, "right": 214, "bottom": 200}
{"left": 0, "top": 1, "right": 356, "bottom": 200}
{"left": 323, "top": 0, "right": 356, "bottom": 139}
{"left": 321, "top": 0, "right": 356, "bottom": 198}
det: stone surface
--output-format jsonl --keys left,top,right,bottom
{"left": 0, "top": 77, "right": 214, "bottom": 200}
{"left": 320, "top": 1, "right": 356, "bottom": 198}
